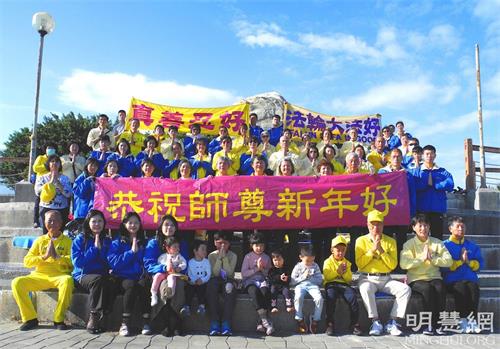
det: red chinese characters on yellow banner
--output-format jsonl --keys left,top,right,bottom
{"left": 93, "top": 172, "right": 410, "bottom": 230}
{"left": 127, "top": 97, "right": 250, "bottom": 136}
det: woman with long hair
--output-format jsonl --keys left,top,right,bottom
{"left": 107, "top": 212, "right": 151, "bottom": 336}
{"left": 71, "top": 210, "right": 116, "bottom": 334}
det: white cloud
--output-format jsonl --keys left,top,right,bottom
{"left": 418, "top": 109, "right": 498, "bottom": 138}
{"left": 232, "top": 20, "right": 301, "bottom": 51}
{"left": 330, "top": 78, "right": 435, "bottom": 113}
{"left": 407, "top": 24, "right": 460, "bottom": 53}
{"left": 58, "top": 69, "right": 238, "bottom": 113}
{"left": 330, "top": 75, "right": 461, "bottom": 113}
{"left": 485, "top": 70, "right": 500, "bottom": 99}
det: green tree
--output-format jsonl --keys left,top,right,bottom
{"left": 0, "top": 112, "right": 98, "bottom": 189}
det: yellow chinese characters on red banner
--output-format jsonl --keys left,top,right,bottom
{"left": 126, "top": 97, "right": 250, "bottom": 136}
{"left": 284, "top": 103, "right": 381, "bottom": 145}
{"left": 94, "top": 173, "right": 410, "bottom": 230}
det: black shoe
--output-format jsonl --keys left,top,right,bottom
{"left": 54, "top": 321, "right": 68, "bottom": 330}
{"left": 352, "top": 324, "right": 363, "bottom": 336}
{"left": 19, "top": 319, "right": 38, "bottom": 331}
{"left": 87, "top": 311, "right": 102, "bottom": 334}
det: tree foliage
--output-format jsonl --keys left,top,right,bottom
{"left": 0, "top": 112, "right": 98, "bottom": 189}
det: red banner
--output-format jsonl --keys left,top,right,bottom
{"left": 93, "top": 172, "right": 410, "bottom": 230}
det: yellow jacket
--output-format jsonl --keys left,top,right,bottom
{"left": 33, "top": 154, "right": 49, "bottom": 176}
{"left": 24, "top": 234, "right": 73, "bottom": 276}
{"left": 400, "top": 236, "right": 453, "bottom": 283}
{"left": 120, "top": 131, "right": 145, "bottom": 156}
{"left": 208, "top": 249, "right": 237, "bottom": 279}
{"left": 212, "top": 150, "right": 240, "bottom": 175}
{"left": 367, "top": 151, "right": 388, "bottom": 172}
{"left": 355, "top": 233, "right": 398, "bottom": 273}
{"left": 323, "top": 256, "right": 352, "bottom": 285}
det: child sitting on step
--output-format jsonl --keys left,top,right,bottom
{"left": 150, "top": 237, "right": 187, "bottom": 306}
{"left": 268, "top": 249, "right": 294, "bottom": 314}
{"left": 323, "top": 235, "right": 361, "bottom": 336}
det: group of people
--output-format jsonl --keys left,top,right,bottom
{"left": 11, "top": 208, "right": 483, "bottom": 337}
{"left": 18, "top": 111, "right": 483, "bottom": 336}
{"left": 31, "top": 112, "right": 454, "bottom": 263}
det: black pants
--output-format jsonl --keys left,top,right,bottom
{"left": 39, "top": 206, "right": 69, "bottom": 234}
{"left": 346, "top": 227, "right": 365, "bottom": 272}
{"left": 185, "top": 283, "right": 207, "bottom": 306}
{"left": 410, "top": 279, "right": 446, "bottom": 328}
{"left": 270, "top": 284, "right": 291, "bottom": 303}
{"left": 310, "top": 228, "right": 335, "bottom": 270}
{"left": 383, "top": 226, "right": 409, "bottom": 273}
{"left": 246, "top": 285, "right": 270, "bottom": 311}
{"left": 446, "top": 281, "right": 480, "bottom": 318}
{"left": 33, "top": 195, "right": 40, "bottom": 225}
{"left": 325, "top": 282, "right": 359, "bottom": 325}
{"left": 77, "top": 274, "right": 117, "bottom": 314}
{"left": 206, "top": 277, "right": 236, "bottom": 323}
{"left": 116, "top": 277, "right": 151, "bottom": 320}
{"left": 418, "top": 211, "right": 444, "bottom": 241}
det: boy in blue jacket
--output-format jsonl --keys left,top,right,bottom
{"left": 442, "top": 216, "right": 484, "bottom": 334}
{"left": 413, "top": 145, "right": 454, "bottom": 240}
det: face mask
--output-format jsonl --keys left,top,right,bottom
{"left": 46, "top": 149, "right": 56, "bottom": 156}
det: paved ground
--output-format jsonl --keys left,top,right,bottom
{"left": 0, "top": 322, "right": 498, "bottom": 349}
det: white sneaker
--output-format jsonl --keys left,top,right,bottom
{"left": 261, "top": 318, "right": 275, "bottom": 336}
{"left": 119, "top": 323, "right": 130, "bottom": 336}
{"left": 369, "top": 320, "right": 383, "bottom": 336}
{"left": 385, "top": 319, "right": 402, "bottom": 336}
{"left": 180, "top": 305, "right": 191, "bottom": 317}
{"left": 458, "top": 318, "right": 468, "bottom": 334}
{"left": 151, "top": 293, "right": 158, "bottom": 307}
{"left": 197, "top": 304, "right": 206, "bottom": 315}
{"left": 141, "top": 324, "right": 152, "bottom": 335}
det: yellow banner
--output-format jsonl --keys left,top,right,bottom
{"left": 284, "top": 103, "right": 381, "bottom": 144}
{"left": 127, "top": 97, "right": 250, "bottom": 136}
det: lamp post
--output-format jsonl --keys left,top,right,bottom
{"left": 28, "top": 12, "right": 55, "bottom": 180}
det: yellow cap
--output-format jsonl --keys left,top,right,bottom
{"left": 331, "top": 235, "right": 348, "bottom": 247}
{"left": 367, "top": 209, "right": 384, "bottom": 223}
{"left": 40, "top": 183, "right": 56, "bottom": 203}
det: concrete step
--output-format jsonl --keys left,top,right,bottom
{"left": 1, "top": 285, "right": 499, "bottom": 333}
{"left": 0, "top": 202, "right": 35, "bottom": 228}
{"left": 446, "top": 208, "right": 500, "bottom": 235}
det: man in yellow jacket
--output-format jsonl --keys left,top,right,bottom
{"left": 11, "top": 210, "right": 74, "bottom": 331}
{"left": 355, "top": 209, "right": 411, "bottom": 336}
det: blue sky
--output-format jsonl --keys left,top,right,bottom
{"left": 1, "top": 0, "right": 499, "bottom": 194}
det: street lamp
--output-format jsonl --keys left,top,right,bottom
{"left": 28, "top": 12, "right": 55, "bottom": 180}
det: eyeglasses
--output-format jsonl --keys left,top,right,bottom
{"left": 409, "top": 143, "right": 417, "bottom": 146}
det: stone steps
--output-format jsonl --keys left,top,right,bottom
{"left": 1, "top": 286, "right": 499, "bottom": 333}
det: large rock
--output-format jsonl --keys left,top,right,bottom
{"left": 239, "top": 92, "right": 287, "bottom": 129}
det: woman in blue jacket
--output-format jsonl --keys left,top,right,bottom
{"left": 108, "top": 138, "right": 136, "bottom": 177}
{"left": 71, "top": 209, "right": 115, "bottom": 334}
{"left": 144, "top": 214, "right": 188, "bottom": 336}
{"left": 135, "top": 136, "right": 165, "bottom": 177}
{"left": 442, "top": 216, "right": 484, "bottom": 334}
{"left": 107, "top": 212, "right": 151, "bottom": 336}
{"left": 73, "top": 158, "right": 99, "bottom": 221}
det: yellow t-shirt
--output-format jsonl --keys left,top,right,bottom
{"left": 120, "top": 131, "right": 145, "bottom": 156}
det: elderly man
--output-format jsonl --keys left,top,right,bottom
{"left": 355, "top": 209, "right": 411, "bottom": 336}
{"left": 268, "top": 136, "right": 299, "bottom": 175}
{"left": 367, "top": 136, "right": 388, "bottom": 172}
{"left": 339, "top": 128, "right": 363, "bottom": 161}
{"left": 344, "top": 152, "right": 370, "bottom": 175}
{"left": 12, "top": 210, "right": 74, "bottom": 331}
{"left": 87, "top": 114, "right": 115, "bottom": 151}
